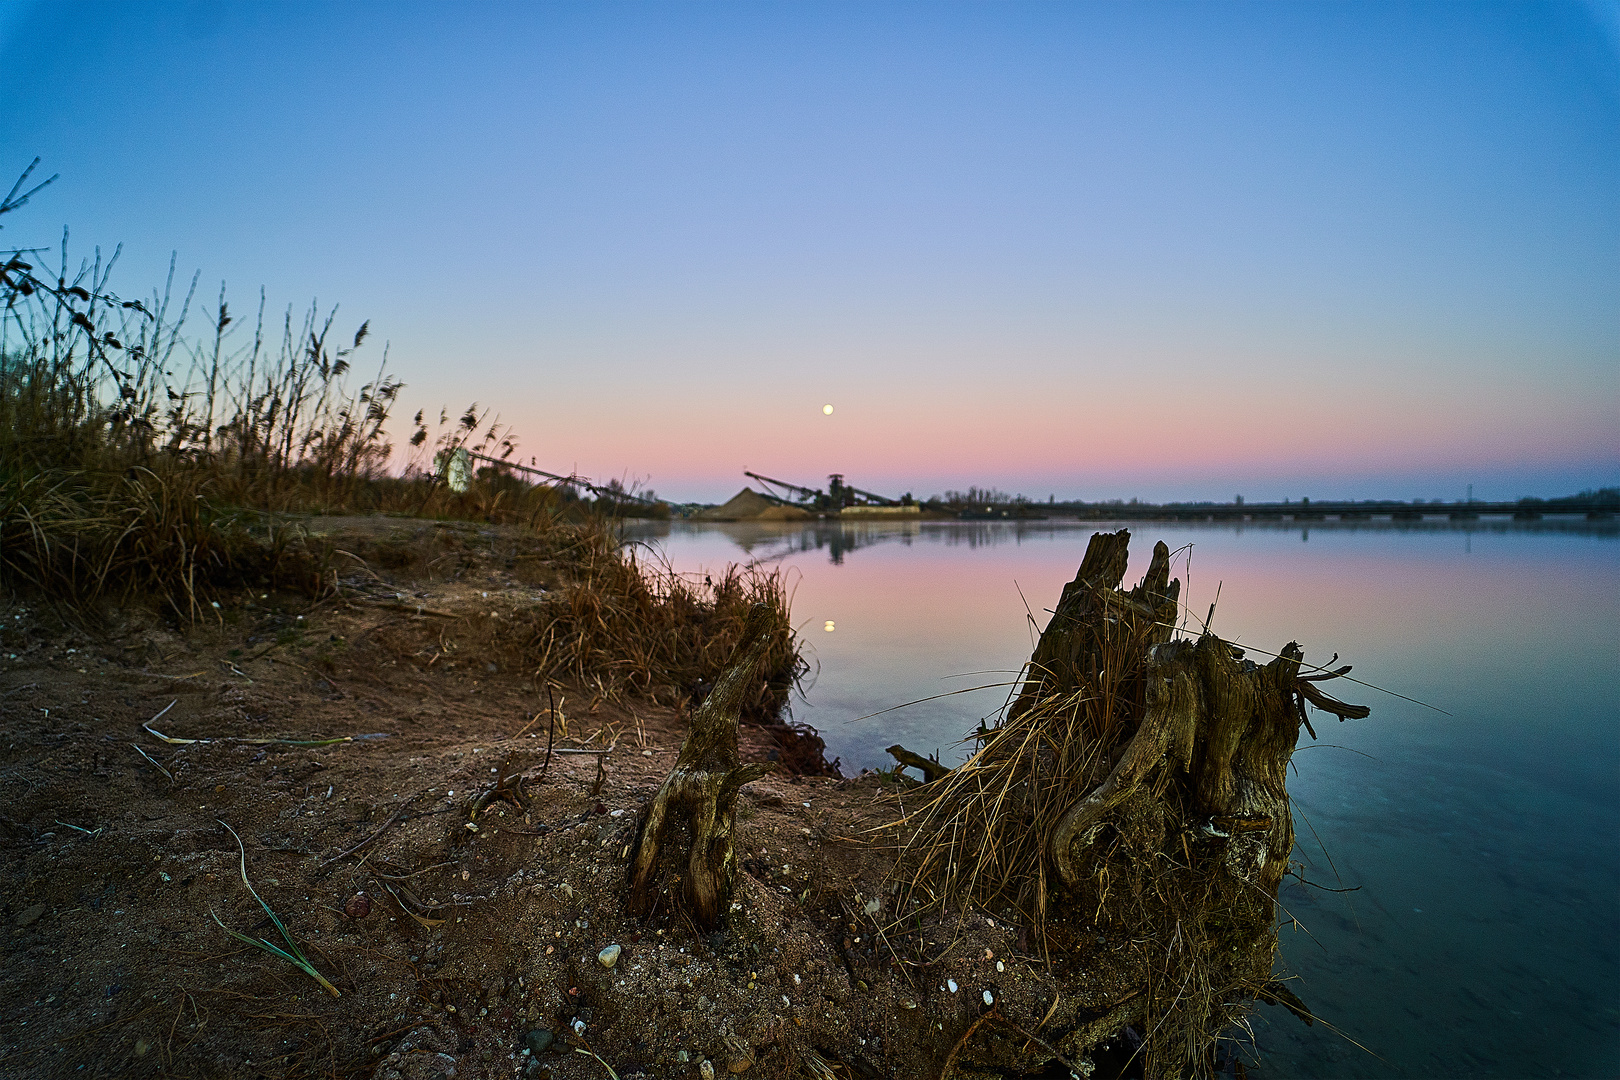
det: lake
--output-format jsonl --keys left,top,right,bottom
{"left": 623, "top": 516, "right": 1619, "bottom": 1078}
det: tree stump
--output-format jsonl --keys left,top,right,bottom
{"left": 627, "top": 605, "right": 776, "bottom": 926}
{"left": 899, "top": 530, "right": 1370, "bottom": 1075}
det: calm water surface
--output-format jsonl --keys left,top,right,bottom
{"left": 623, "top": 518, "right": 1619, "bottom": 1078}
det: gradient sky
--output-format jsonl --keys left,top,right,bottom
{"left": 2, "top": 0, "right": 1616, "bottom": 503}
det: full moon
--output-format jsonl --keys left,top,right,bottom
{"left": 822, "top": 404, "right": 834, "bottom": 415}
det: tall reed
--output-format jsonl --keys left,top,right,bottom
{"left": 0, "top": 159, "right": 425, "bottom": 612}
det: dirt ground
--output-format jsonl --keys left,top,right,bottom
{"left": 0, "top": 518, "right": 1151, "bottom": 1080}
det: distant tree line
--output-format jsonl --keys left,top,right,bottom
{"left": 920, "top": 487, "right": 1618, "bottom": 511}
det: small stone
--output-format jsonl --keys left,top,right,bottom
{"left": 673, "top": 1050, "right": 690, "bottom": 1063}
{"left": 947, "top": 979, "right": 959, "bottom": 993}
{"left": 16, "top": 903, "right": 45, "bottom": 927}
{"left": 699, "top": 1061, "right": 716, "bottom": 1080}
{"left": 597, "top": 944, "right": 621, "bottom": 968}
{"left": 723, "top": 1036, "right": 755, "bottom": 1073}
{"left": 996, "top": 960, "right": 1005, "bottom": 973}
{"left": 983, "top": 990, "right": 994, "bottom": 1005}
{"left": 525, "top": 1029, "right": 554, "bottom": 1055}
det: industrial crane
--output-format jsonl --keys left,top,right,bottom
{"left": 466, "top": 452, "right": 662, "bottom": 506}
{"left": 743, "top": 470, "right": 821, "bottom": 505}
{"left": 830, "top": 474, "right": 901, "bottom": 507}
{"left": 743, "top": 470, "right": 901, "bottom": 509}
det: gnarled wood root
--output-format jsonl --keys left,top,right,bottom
{"left": 627, "top": 606, "right": 777, "bottom": 926}
{"left": 1049, "top": 632, "right": 1308, "bottom": 896}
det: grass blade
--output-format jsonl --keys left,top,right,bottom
{"left": 216, "top": 820, "right": 340, "bottom": 997}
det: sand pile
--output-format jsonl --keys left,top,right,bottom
{"left": 697, "top": 488, "right": 811, "bottom": 521}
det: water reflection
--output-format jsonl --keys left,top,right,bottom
{"left": 627, "top": 515, "right": 1617, "bottom": 567}
{"left": 631, "top": 518, "right": 920, "bottom": 564}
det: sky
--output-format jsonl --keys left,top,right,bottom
{"left": 2, "top": 0, "right": 1616, "bottom": 504}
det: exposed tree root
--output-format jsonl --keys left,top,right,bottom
{"left": 627, "top": 605, "right": 777, "bottom": 927}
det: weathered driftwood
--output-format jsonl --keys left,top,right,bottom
{"left": 627, "top": 606, "right": 776, "bottom": 926}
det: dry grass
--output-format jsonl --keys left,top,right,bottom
{"left": 892, "top": 616, "right": 1155, "bottom": 927}
{"left": 510, "top": 519, "right": 805, "bottom": 717}
{"left": 0, "top": 465, "right": 317, "bottom": 622}
{"left": 0, "top": 187, "right": 398, "bottom": 614}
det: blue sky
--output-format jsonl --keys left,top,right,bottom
{"left": 2, "top": 0, "right": 1616, "bottom": 502}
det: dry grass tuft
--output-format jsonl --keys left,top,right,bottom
{"left": 0, "top": 465, "right": 318, "bottom": 621}
{"left": 509, "top": 519, "right": 805, "bottom": 718}
{"left": 893, "top": 645, "right": 1154, "bottom": 928}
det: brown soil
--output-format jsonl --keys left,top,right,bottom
{"left": 0, "top": 518, "right": 1109, "bottom": 1080}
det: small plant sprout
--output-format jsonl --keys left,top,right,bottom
{"left": 211, "top": 820, "right": 340, "bottom": 997}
